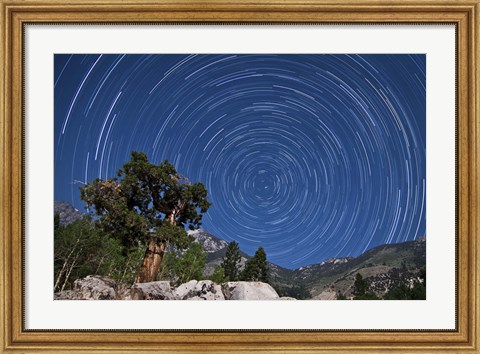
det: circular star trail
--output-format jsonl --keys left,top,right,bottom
{"left": 54, "top": 54, "right": 426, "bottom": 269}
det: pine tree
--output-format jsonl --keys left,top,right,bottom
{"left": 256, "top": 247, "right": 269, "bottom": 282}
{"left": 353, "top": 273, "right": 368, "bottom": 297}
{"left": 80, "top": 151, "right": 211, "bottom": 283}
{"left": 352, "top": 273, "right": 378, "bottom": 300}
{"left": 221, "top": 241, "right": 241, "bottom": 281}
{"left": 241, "top": 246, "right": 269, "bottom": 283}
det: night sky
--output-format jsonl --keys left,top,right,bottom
{"left": 54, "top": 54, "right": 426, "bottom": 269}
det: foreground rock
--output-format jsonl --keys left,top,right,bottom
{"left": 131, "top": 281, "right": 176, "bottom": 300}
{"left": 54, "top": 276, "right": 116, "bottom": 300}
{"left": 221, "top": 281, "right": 279, "bottom": 300}
{"left": 175, "top": 280, "right": 225, "bottom": 300}
{"left": 55, "top": 276, "right": 286, "bottom": 300}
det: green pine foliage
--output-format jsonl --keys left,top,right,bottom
{"left": 80, "top": 151, "right": 211, "bottom": 282}
{"left": 165, "top": 242, "right": 207, "bottom": 286}
{"left": 241, "top": 246, "right": 269, "bottom": 283}
{"left": 274, "top": 285, "right": 311, "bottom": 299}
{"left": 385, "top": 268, "right": 426, "bottom": 300}
{"left": 352, "top": 273, "right": 379, "bottom": 300}
{"left": 384, "top": 282, "right": 426, "bottom": 300}
{"left": 157, "top": 249, "right": 178, "bottom": 281}
{"left": 80, "top": 152, "right": 211, "bottom": 251}
{"left": 353, "top": 273, "right": 367, "bottom": 297}
{"left": 54, "top": 216, "right": 144, "bottom": 291}
{"left": 221, "top": 241, "right": 241, "bottom": 281}
{"left": 335, "top": 268, "right": 425, "bottom": 301}
{"left": 54, "top": 151, "right": 213, "bottom": 289}
{"left": 209, "top": 266, "right": 228, "bottom": 283}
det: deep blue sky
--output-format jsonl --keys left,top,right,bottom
{"left": 54, "top": 54, "right": 426, "bottom": 269}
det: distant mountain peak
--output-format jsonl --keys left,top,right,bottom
{"left": 54, "top": 200, "right": 84, "bottom": 226}
{"left": 188, "top": 229, "right": 229, "bottom": 253}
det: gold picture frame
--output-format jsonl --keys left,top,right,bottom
{"left": 1, "top": 0, "right": 479, "bottom": 352}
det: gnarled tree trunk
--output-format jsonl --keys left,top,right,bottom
{"left": 135, "top": 238, "right": 166, "bottom": 283}
{"left": 135, "top": 207, "right": 184, "bottom": 283}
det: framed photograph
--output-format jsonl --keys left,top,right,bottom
{"left": 1, "top": 0, "right": 479, "bottom": 352}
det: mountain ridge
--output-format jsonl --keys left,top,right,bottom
{"left": 54, "top": 200, "right": 426, "bottom": 299}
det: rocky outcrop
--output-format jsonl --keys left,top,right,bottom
{"left": 54, "top": 276, "right": 116, "bottom": 300}
{"left": 221, "top": 281, "right": 279, "bottom": 300}
{"left": 54, "top": 201, "right": 85, "bottom": 226}
{"left": 367, "top": 268, "right": 423, "bottom": 297}
{"left": 54, "top": 290, "right": 77, "bottom": 300}
{"left": 131, "top": 281, "right": 176, "bottom": 300}
{"left": 56, "top": 276, "right": 287, "bottom": 300}
{"left": 175, "top": 280, "right": 225, "bottom": 300}
{"left": 188, "top": 230, "right": 228, "bottom": 253}
{"left": 74, "top": 275, "right": 116, "bottom": 300}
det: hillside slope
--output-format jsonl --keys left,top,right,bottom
{"left": 188, "top": 228, "right": 425, "bottom": 299}
{"left": 54, "top": 201, "right": 426, "bottom": 299}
